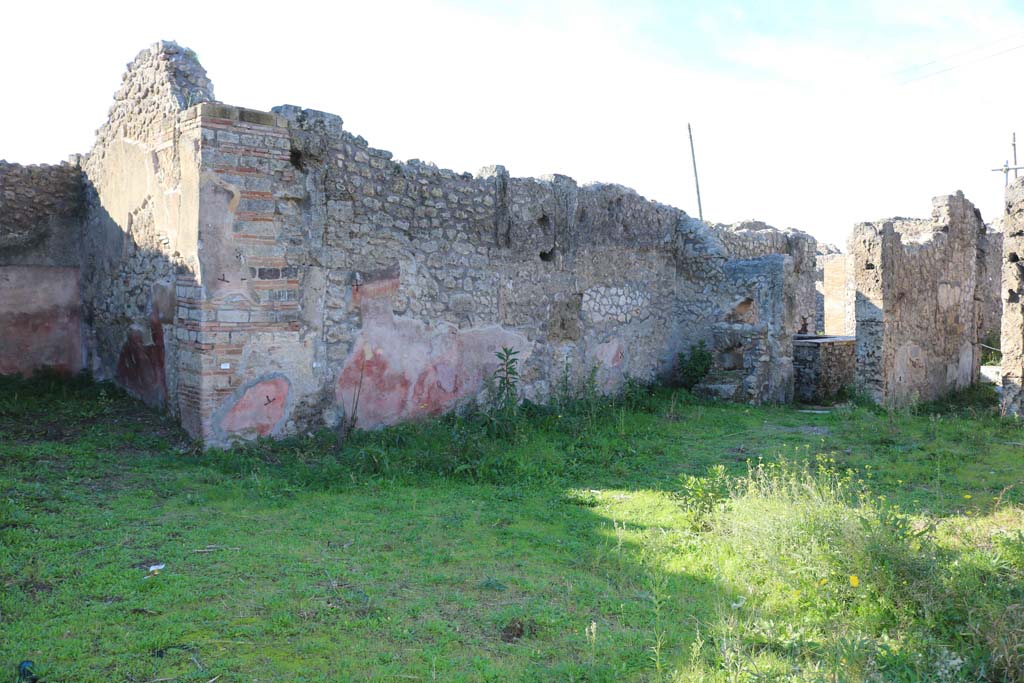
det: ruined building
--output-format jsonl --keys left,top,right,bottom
{"left": 4, "top": 42, "right": 1001, "bottom": 441}
{"left": 0, "top": 42, "right": 817, "bottom": 446}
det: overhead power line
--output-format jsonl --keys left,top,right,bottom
{"left": 899, "top": 39, "right": 1024, "bottom": 85}
{"left": 892, "top": 29, "right": 1024, "bottom": 76}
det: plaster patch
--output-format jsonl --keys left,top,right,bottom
{"left": 219, "top": 376, "right": 290, "bottom": 437}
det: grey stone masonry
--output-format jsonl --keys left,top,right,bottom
{"left": 0, "top": 160, "right": 83, "bottom": 265}
{"left": 849, "top": 192, "right": 985, "bottom": 406}
{"left": 793, "top": 335, "right": 855, "bottom": 403}
{"left": 0, "top": 42, "right": 804, "bottom": 445}
{"left": 978, "top": 226, "right": 1003, "bottom": 343}
{"left": 1001, "top": 180, "right": 1024, "bottom": 417}
{"left": 711, "top": 221, "right": 818, "bottom": 333}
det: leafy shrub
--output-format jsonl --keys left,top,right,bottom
{"left": 676, "top": 341, "right": 713, "bottom": 389}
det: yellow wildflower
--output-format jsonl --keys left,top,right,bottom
{"left": 849, "top": 575, "right": 860, "bottom": 588}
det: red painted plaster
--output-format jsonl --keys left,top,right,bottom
{"left": 337, "top": 277, "right": 530, "bottom": 428}
{"left": 595, "top": 339, "right": 625, "bottom": 368}
{"left": 220, "top": 377, "right": 290, "bottom": 437}
{"left": 116, "top": 315, "right": 167, "bottom": 408}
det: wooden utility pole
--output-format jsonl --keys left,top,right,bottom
{"left": 688, "top": 123, "right": 704, "bottom": 221}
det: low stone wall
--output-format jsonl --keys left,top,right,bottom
{"left": 849, "top": 193, "right": 985, "bottom": 406}
{"left": 793, "top": 335, "right": 855, "bottom": 403}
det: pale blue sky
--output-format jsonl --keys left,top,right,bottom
{"left": 4, "top": 0, "right": 1024, "bottom": 244}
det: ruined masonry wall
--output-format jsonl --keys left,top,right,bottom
{"left": 0, "top": 161, "right": 85, "bottom": 375}
{"left": 849, "top": 193, "right": 984, "bottom": 405}
{"left": 1000, "top": 181, "right": 1024, "bottom": 416}
{"left": 79, "top": 42, "right": 213, "bottom": 416}
{"left": 185, "top": 103, "right": 792, "bottom": 445}
{"left": 978, "top": 227, "right": 1003, "bottom": 344}
{"left": 793, "top": 336, "right": 855, "bottom": 403}
{"left": 0, "top": 41, "right": 799, "bottom": 446}
{"left": 711, "top": 221, "right": 817, "bottom": 333}
{"left": 0, "top": 161, "right": 83, "bottom": 264}
{"left": 813, "top": 243, "right": 841, "bottom": 335}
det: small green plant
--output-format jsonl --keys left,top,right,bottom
{"left": 678, "top": 463, "right": 730, "bottom": 528}
{"left": 646, "top": 570, "right": 669, "bottom": 675}
{"left": 492, "top": 346, "right": 520, "bottom": 412}
{"left": 981, "top": 330, "right": 1002, "bottom": 365}
{"left": 676, "top": 341, "right": 713, "bottom": 390}
{"left": 482, "top": 346, "right": 522, "bottom": 441}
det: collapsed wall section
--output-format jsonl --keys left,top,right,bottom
{"left": 181, "top": 103, "right": 795, "bottom": 445}
{"left": 849, "top": 193, "right": 985, "bottom": 405}
{"left": 0, "top": 161, "right": 84, "bottom": 375}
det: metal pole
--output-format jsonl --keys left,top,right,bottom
{"left": 687, "top": 123, "right": 704, "bottom": 222}
{"left": 1014, "top": 133, "right": 1018, "bottom": 178}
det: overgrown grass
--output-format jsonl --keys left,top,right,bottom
{"left": 1, "top": 374, "right": 1023, "bottom": 681}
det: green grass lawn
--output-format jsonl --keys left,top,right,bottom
{"left": 1, "top": 375, "right": 1023, "bottom": 682}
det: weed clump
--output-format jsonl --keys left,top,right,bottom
{"left": 676, "top": 341, "right": 713, "bottom": 390}
{"left": 679, "top": 457, "right": 1024, "bottom": 681}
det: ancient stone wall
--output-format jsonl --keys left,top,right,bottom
{"left": 712, "top": 221, "right": 817, "bottom": 333}
{"left": 79, "top": 42, "right": 213, "bottom": 414}
{"left": 0, "top": 161, "right": 85, "bottom": 375}
{"left": 0, "top": 161, "right": 83, "bottom": 263}
{"left": 175, "top": 101, "right": 796, "bottom": 444}
{"left": 792, "top": 335, "right": 855, "bottom": 403}
{"left": 1000, "top": 181, "right": 1024, "bottom": 416}
{"left": 696, "top": 254, "right": 796, "bottom": 404}
{"left": 849, "top": 193, "right": 985, "bottom": 405}
{"left": 0, "top": 42, "right": 800, "bottom": 446}
{"left": 978, "top": 226, "right": 1003, "bottom": 344}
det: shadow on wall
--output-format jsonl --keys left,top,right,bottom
{"left": 75, "top": 176, "right": 184, "bottom": 412}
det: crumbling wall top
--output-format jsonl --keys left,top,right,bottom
{"left": 92, "top": 41, "right": 214, "bottom": 151}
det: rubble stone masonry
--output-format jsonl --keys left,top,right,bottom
{"left": 0, "top": 42, "right": 809, "bottom": 446}
{"left": 0, "top": 161, "right": 84, "bottom": 375}
{"left": 848, "top": 194, "right": 985, "bottom": 406}
{"left": 1001, "top": 180, "right": 1024, "bottom": 416}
